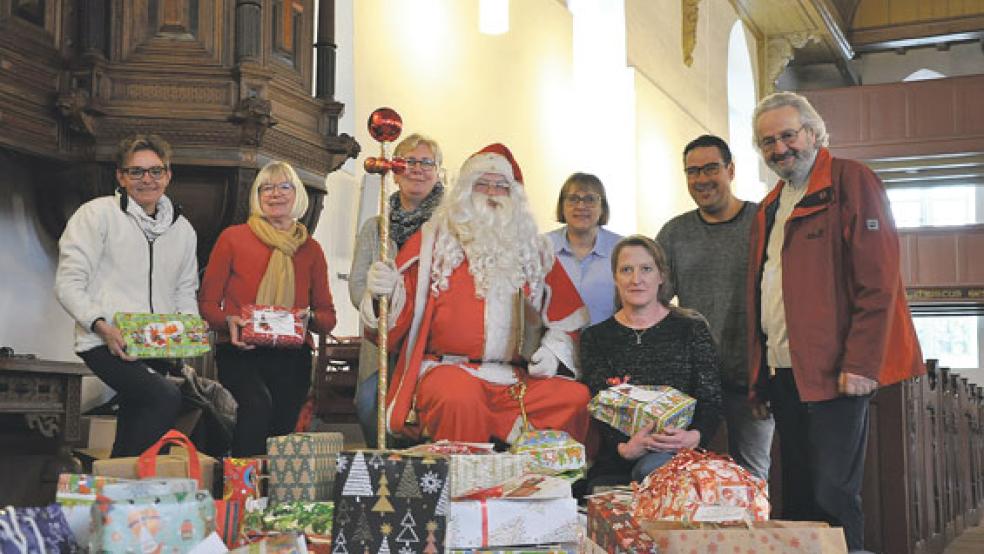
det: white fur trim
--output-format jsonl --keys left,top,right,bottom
{"left": 458, "top": 152, "right": 514, "bottom": 182}
{"left": 483, "top": 282, "right": 519, "bottom": 363}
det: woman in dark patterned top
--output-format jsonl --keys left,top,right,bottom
{"left": 580, "top": 235, "right": 722, "bottom": 487}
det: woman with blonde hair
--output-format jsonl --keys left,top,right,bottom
{"left": 348, "top": 132, "right": 445, "bottom": 447}
{"left": 200, "top": 161, "right": 337, "bottom": 455}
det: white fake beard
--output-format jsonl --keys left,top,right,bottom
{"left": 460, "top": 193, "right": 531, "bottom": 297}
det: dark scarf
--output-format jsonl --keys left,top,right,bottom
{"left": 389, "top": 183, "right": 444, "bottom": 247}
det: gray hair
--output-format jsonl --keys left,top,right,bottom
{"left": 752, "top": 91, "right": 829, "bottom": 147}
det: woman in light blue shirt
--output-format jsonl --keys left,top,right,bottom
{"left": 545, "top": 173, "right": 622, "bottom": 326}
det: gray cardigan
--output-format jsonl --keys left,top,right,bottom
{"left": 348, "top": 216, "right": 398, "bottom": 384}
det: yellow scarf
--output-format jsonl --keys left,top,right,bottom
{"left": 248, "top": 215, "right": 308, "bottom": 307}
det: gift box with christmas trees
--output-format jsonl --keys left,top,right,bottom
{"left": 330, "top": 451, "right": 449, "bottom": 553}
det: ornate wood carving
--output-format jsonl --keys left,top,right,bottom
{"left": 764, "top": 32, "right": 819, "bottom": 92}
{"left": 682, "top": 0, "right": 701, "bottom": 67}
{"left": 0, "top": 0, "right": 359, "bottom": 257}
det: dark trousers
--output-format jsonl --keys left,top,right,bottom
{"left": 770, "top": 368, "right": 871, "bottom": 551}
{"left": 216, "top": 344, "right": 312, "bottom": 456}
{"left": 78, "top": 346, "right": 182, "bottom": 457}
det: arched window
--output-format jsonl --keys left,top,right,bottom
{"left": 727, "top": 20, "right": 766, "bottom": 200}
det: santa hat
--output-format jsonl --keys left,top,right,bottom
{"left": 457, "top": 143, "right": 524, "bottom": 185}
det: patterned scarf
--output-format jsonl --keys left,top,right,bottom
{"left": 389, "top": 183, "right": 444, "bottom": 248}
{"left": 247, "top": 215, "right": 309, "bottom": 307}
{"left": 122, "top": 191, "right": 174, "bottom": 241}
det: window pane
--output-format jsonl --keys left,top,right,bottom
{"left": 912, "top": 315, "right": 981, "bottom": 370}
{"left": 888, "top": 184, "right": 981, "bottom": 228}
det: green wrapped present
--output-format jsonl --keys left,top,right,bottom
{"left": 510, "top": 430, "right": 585, "bottom": 475}
{"left": 242, "top": 501, "right": 334, "bottom": 537}
{"left": 267, "top": 432, "right": 344, "bottom": 503}
{"left": 113, "top": 312, "right": 210, "bottom": 358}
{"left": 588, "top": 384, "right": 695, "bottom": 437}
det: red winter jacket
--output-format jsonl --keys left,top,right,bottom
{"left": 747, "top": 148, "right": 924, "bottom": 402}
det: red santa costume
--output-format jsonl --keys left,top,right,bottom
{"left": 360, "top": 144, "right": 591, "bottom": 443}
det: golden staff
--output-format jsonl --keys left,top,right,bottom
{"left": 363, "top": 107, "right": 405, "bottom": 450}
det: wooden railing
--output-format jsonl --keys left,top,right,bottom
{"left": 863, "top": 359, "right": 983, "bottom": 553}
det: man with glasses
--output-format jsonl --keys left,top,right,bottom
{"left": 655, "top": 135, "right": 774, "bottom": 482}
{"left": 55, "top": 134, "right": 198, "bottom": 456}
{"left": 362, "top": 143, "right": 591, "bottom": 444}
{"left": 747, "top": 92, "right": 924, "bottom": 553}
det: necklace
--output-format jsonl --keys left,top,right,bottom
{"left": 631, "top": 327, "right": 646, "bottom": 345}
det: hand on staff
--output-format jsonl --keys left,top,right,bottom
{"left": 227, "top": 315, "right": 256, "bottom": 350}
{"left": 367, "top": 261, "right": 399, "bottom": 298}
{"left": 94, "top": 319, "right": 137, "bottom": 361}
{"left": 838, "top": 371, "right": 878, "bottom": 396}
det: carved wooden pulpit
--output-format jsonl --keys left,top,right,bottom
{"left": 0, "top": 0, "right": 360, "bottom": 263}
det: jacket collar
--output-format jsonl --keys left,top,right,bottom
{"left": 761, "top": 147, "right": 834, "bottom": 218}
{"left": 118, "top": 189, "right": 183, "bottom": 225}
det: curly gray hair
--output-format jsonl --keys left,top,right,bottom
{"left": 752, "top": 91, "right": 829, "bottom": 148}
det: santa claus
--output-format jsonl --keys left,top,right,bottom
{"left": 362, "top": 143, "right": 591, "bottom": 443}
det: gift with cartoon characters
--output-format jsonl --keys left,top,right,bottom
{"left": 114, "top": 312, "right": 211, "bottom": 358}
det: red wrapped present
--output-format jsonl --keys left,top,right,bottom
{"left": 241, "top": 305, "right": 308, "bottom": 348}
{"left": 586, "top": 491, "right": 658, "bottom": 554}
{"left": 631, "top": 449, "right": 769, "bottom": 522}
{"left": 224, "top": 458, "right": 266, "bottom": 501}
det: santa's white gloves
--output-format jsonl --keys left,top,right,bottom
{"left": 528, "top": 346, "right": 560, "bottom": 378}
{"left": 367, "top": 261, "right": 399, "bottom": 298}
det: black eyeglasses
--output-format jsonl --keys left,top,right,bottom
{"left": 121, "top": 166, "right": 168, "bottom": 180}
{"left": 564, "top": 193, "right": 600, "bottom": 206}
{"left": 684, "top": 162, "right": 725, "bottom": 179}
{"left": 258, "top": 182, "right": 296, "bottom": 195}
{"left": 404, "top": 158, "right": 437, "bottom": 170}
{"left": 758, "top": 126, "right": 805, "bottom": 150}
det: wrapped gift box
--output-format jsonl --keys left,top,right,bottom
{"left": 638, "top": 520, "right": 847, "bottom": 553}
{"left": 114, "top": 312, "right": 211, "bottom": 358}
{"left": 224, "top": 458, "right": 267, "bottom": 501}
{"left": 509, "top": 430, "right": 585, "bottom": 475}
{"left": 231, "top": 532, "right": 308, "bottom": 553}
{"left": 402, "top": 441, "right": 530, "bottom": 498}
{"left": 446, "top": 479, "right": 579, "bottom": 549}
{"left": 331, "top": 450, "right": 448, "bottom": 554}
{"left": 267, "top": 432, "right": 344, "bottom": 503}
{"left": 447, "top": 544, "right": 578, "bottom": 554}
{"left": 57, "top": 473, "right": 132, "bottom": 545}
{"left": 242, "top": 501, "right": 333, "bottom": 538}
{"left": 588, "top": 384, "right": 695, "bottom": 437}
{"left": 586, "top": 491, "right": 659, "bottom": 554}
{"left": 632, "top": 449, "right": 770, "bottom": 522}
{"left": 241, "top": 305, "right": 308, "bottom": 348}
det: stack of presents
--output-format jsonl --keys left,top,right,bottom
{"left": 0, "top": 311, "right": 850, "bottom": 552}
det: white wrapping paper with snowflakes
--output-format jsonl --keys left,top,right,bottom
{"left": 445, "top": 497, "right": 579, "bottom": 548}
{"left": 330, "top": 450, "right": 449, "bottom": 553}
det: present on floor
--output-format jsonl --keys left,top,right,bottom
{"left": 89, "top": 478, "right": 215, "bottom": 553}
{"left": 588, "top": 384, "right": 695, "bottom": 436}
{"left": 240, "top": 305, "right": 308, "bottom": 348}
{"left": 404, "top": 441, "right": 533, "bottom": 498}
{"left": 632, "top": 448, "right": 769, "bottom": 522}
{"left": 446, "top": 474, "right": 579, "bottom": 549}
{"left": 638, "top": 520, "right": 848, "bottom": 553}
{"left": 586, "top": 490, "right": 665, "bottom": 554}
{"left": 266, "top": 432, "right": 344, "bottom": 503}
{"left": 330, "top": 450, "right": 449, "bottom": 553}
{"left": 113, "top": 312, "right": 211, "bottom": 358}
{"left": 224, "top": 457, "right": 267, "bottom": 501}
{"left": 446, "top": 545, "right": 578, "bottom": 554}
{"left": 509, "top": 430, "right": 585, "bottom": 476}
{"left": 241, "top": 501, "right": 333, "bottom": 543}
{"left": 92, "top": 429, "right": 218, "bottom": 492}
{"left": 57, "top": 473, "right": 133, "bottom": 546}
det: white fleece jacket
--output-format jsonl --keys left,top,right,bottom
{"left": 55, "top": 194, "right": 200, "bottom": 353}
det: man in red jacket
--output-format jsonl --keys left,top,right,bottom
{"left": 747, "top": 92, "right": 924, "bottom": 553}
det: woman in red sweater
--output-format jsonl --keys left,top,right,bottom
{"left": 199, "top": 161, "right": 337, "bottom": 455}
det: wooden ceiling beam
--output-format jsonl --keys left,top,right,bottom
{"left": 851, "top": 15, "right": 984, "bottom": 52}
